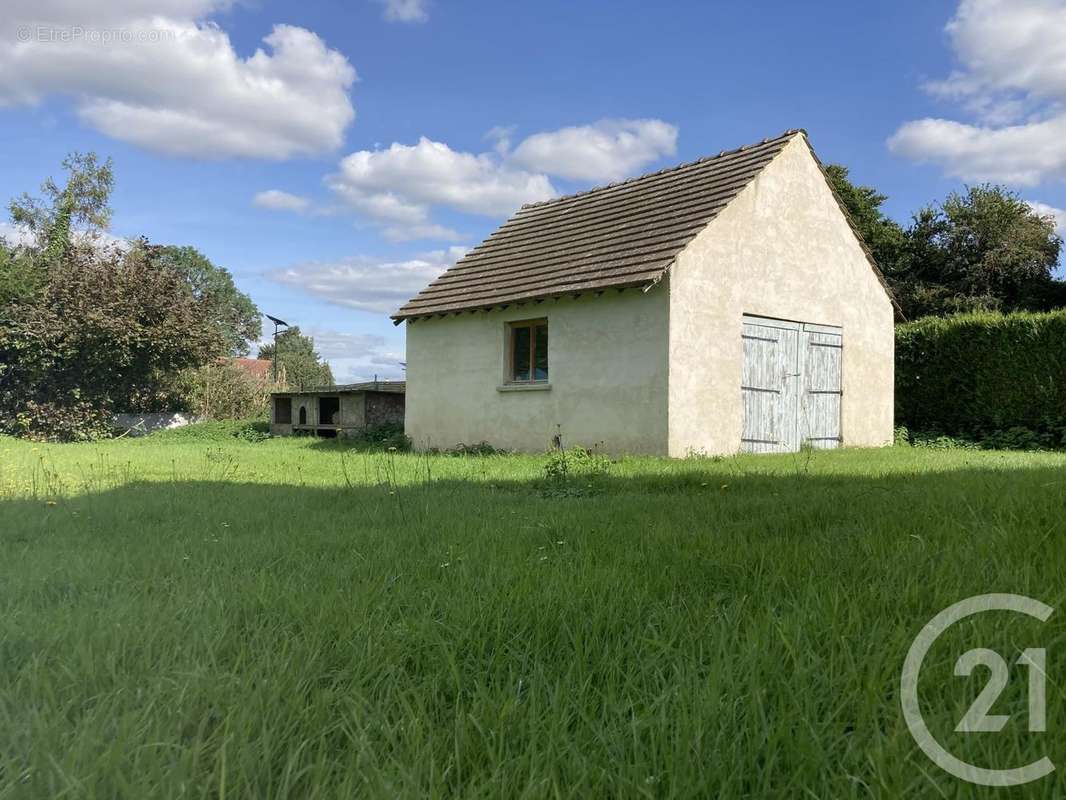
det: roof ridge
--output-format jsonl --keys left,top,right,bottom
{"left": 518, "top": 128, "right": 806, "bottom": 211}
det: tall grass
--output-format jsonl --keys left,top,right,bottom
{"left": 2, "top": 434, "right": 1066, "bottom": 797}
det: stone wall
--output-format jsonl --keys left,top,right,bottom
{"left": 366, "top": 391, "right": 405, "bottom": 427}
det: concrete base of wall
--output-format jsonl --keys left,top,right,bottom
{"left": 113, "top": 412, "right": 203, "bottom": 436}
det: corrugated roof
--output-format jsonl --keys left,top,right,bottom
{"left": 325, "top": 380, "right": 406, "bottom": 394}
{"left": 393, "top": 130, "right": 814, "bottom": 321}
{"left": 272, "top": 380, "right": 406, "bottom": 396}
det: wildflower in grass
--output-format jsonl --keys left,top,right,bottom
{"left": 439, "top": 562, "right": 450, "bottom": 568}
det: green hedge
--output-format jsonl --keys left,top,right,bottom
{"left": 896, "top": 310, "right": 1066, "bottom": 436}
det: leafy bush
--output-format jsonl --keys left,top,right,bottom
{"left": 444, "top": 441, "right": 509, "bottom": 457}
{"left": 0, "top": 398, "right": 112, "bottom": 442}
{"left": 896, "top": 310, "right": 1066, "bottom": 442}
{"left": 150, "top": 419, "right": 270, "bottom": 443}
{"left": 345, "top": 423, "right": 411, "bottom": 452}
{"left": 0, "top": 241, "right": 225, "bottom": 440}
{"left": 894, "top": 423, "right": 1066, "bottom": 451}
{"left": 895, "top": 428, "right": 980, "bottom": 450}
{"left": 541, "top": 447, "right": 611, "bottom": 498}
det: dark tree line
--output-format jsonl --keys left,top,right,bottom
{"left": 825, "top": 165, "right": 1065, "bottom": 319}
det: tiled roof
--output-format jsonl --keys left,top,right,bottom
{"left": 393, "top": 130, "right": 816, "bottom": 321}
{"left": 229, "top": 358, "right": 273, "bottom": 379}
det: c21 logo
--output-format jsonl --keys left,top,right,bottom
{"left": 901, "top": 594, "right": 1054, "bottom": 787}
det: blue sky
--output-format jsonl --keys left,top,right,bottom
{"left": 3, "top": 0, "right": 1066, "bottom": 380}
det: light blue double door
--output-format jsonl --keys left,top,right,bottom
{"left": 740, "top": 315, "right": 842, "bottom": 453}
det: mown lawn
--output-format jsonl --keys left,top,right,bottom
{"left": 2, "top": 432, "right": 1066, "bottom": 798}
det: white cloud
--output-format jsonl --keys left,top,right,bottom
{"left": 0, "top": 221, "right": 127, "bottom": 250}
{"left": 253, "top": 189, "right": 311, "bottom": 212}
{"left": 382, "top": 223, "right": 463, "bottom": 242}
{"left": 890, "top": 0, "right": 1066, "bottom": 185}
{"left": 510, "top": 118, "right": 679, "bottom": 182}
{"left": 375, "top": 0, "right": 429, "bottom": 23}
{"left": 327, "top": 137, "right": 555, "bottom": 239}
{"left": 484, "top": 125, "right": 516, "bottom": 156}
{"left": 331, "top": 138, "right": 556, "bottom": 216}
{"left": 1, "top": 1, "right": 356, "bottom": 159}
{"left": 323, "top": 118, "right": 679, "bottom": 240}
{"left": 268, "top": 246, "right": 468, "bottom": 315}
{"left": 1028, "top": 201, "right": 1066, "bottom": 236}
{"left": 0, "top": 222, "right": 36, "bottom": 248}
{"left": 890, "top": 117, "right": 1066, "bottom": 185}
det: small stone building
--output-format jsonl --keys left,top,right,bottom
{"left": 270, "top": 381, "right": 405, "bottom": 438}
{"left": 394, "top": 130, "right": 898, "bottom": 456}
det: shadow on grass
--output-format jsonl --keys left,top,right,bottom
{"left": 4, "top": 453, "right": 1065, "bottom": 547}
{"left": 4, "top": 457, "right": 1066, "bottom": 798}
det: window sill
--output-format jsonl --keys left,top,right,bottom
{"left": 497, "top": 382, "right": 551, "bottom": 393}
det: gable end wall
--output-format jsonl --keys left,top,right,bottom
{"left": 667, "top": 135, "right": 895, "bottom": 456}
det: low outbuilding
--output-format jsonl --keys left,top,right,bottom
{"left": 270, "top": 381, "right": 405, "bottom": 438}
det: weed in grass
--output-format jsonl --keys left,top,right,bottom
{"left": 539, "top": 446, "right": 612, "bottom": 498}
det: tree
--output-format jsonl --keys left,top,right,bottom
{"left": 151, "top": 245, "right": 261, "bottom": 355}
{"left": 8, "top": 152, "right": 114, "bottom": 261}
{"left": 900, "top": 186, "right": 1064, "bottom": 317}
{"left": 178, "top": 359, "right": 272, "bottom": 420}
{"left": 258, "top": 327, "right": 334, "bottom": 390}
{"left": 0, "top": 240, "right": 224, "bottom": 439}
{"left": 826, "top": 165, "right": 1065, "bottom": 318}
{"left": 824, "top": 164, "right": 908, "bottom": 277}
{"left": 0, "top": 238, "right": 44, "bottom": 307}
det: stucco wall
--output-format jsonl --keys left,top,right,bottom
{"left": 667, "top": 135, "right": 895, "bottom": 456}
{"left": 404, "top": 289, "right": 670, "bottom": 454}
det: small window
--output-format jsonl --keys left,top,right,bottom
{"left": 508, "top": 319, "right": 548, "bottom": 383}
{"left": 274, "top": 397, "right": 292, "bottom": 424}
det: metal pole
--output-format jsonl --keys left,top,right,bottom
{"left": 272, "top": 321, "right": 278, "bottom": 384}
{"left": 265, "top": 315, "right": 288, "bottom": 387}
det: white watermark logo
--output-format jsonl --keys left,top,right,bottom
{"left": 901, "top": 593, "right": 1054, "bottom": 787}
{"left": 16, "top": 25, "right": 177, "bottom": 45}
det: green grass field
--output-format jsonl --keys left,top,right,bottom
{"left": 3, "top": 431, "right": 1066, "bottom": 798}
